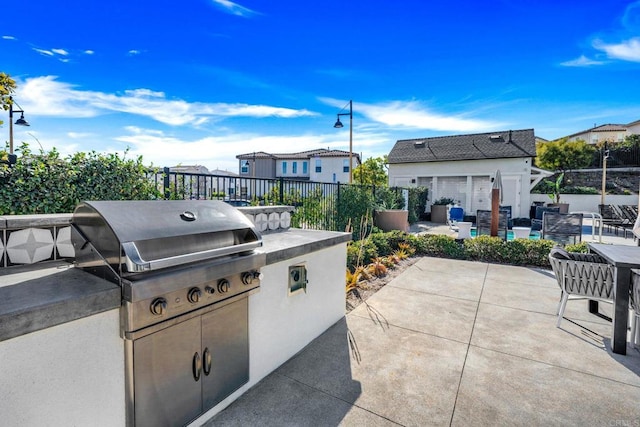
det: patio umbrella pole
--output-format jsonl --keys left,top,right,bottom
{"left": 490, "top": 187, "right": 499, "bottom": 236}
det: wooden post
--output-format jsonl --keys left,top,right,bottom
{"left": 490, "top": 187, "right": 500, "bottom": 236}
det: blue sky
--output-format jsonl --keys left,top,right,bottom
{"left": 3, "top": 0, "right": 640, "bottom": 172}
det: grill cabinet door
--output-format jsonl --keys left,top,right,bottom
{"left": 133, "top": 316, "right": 202, "bottom": 427}
{"left": 201, "top": 298, "right": 249, "bottom": 410}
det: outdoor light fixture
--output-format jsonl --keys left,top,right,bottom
{"left": 5, "top": 96, "right": 30, "bottom": 166}
{"left": 333, "top": 99, "right": 353, "bottom": 183}
{"left": 600, "top": 144, "right": 610, "bottom": 207}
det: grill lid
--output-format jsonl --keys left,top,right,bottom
{"left": 72, "top": 200, "right": 262, "bottom": 275}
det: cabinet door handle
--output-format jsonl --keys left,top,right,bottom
{"left": 203, "top": 347, "right": 212, "bottom": 376}
{"left": 193, "top": 352, "right": 202, "bottom": 381}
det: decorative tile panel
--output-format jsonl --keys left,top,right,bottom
{"left": 56, "top": 226, "right": 75, "bottom": 258}
{"left": 254, "top": 213, "right": 269, "bottom": 232}
{"left": 268, "top": 213, "right": 280, "bottom": 230}
{"left": 6, "top": 228, "right": 55, "bottom": 265}
{"left": 280, "top": 211, "right": 291, "bottom": 229}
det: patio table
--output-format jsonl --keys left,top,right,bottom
{"left": 587, "top": 243, "right": 640, "bottom": 355}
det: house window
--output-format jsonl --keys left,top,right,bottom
{"left": 282, "top": 161, "right": 287, "bottom": 175}
{"left": 332, "top": 173, "right": 336, "bottom": 183}
{"left": 343, "top": 159, "right": 349, "bottom": 173}
{"left": 240, "top": 160, "right": 249, "bottom": 174}
{"left": 315, "top": 159, "right": 321, "bottom": 173}
{"left": 303, "top": 161, "right": 308, "bottom": 174}
{"left": 292, "top": 161, "right": 297, "bottom": 174}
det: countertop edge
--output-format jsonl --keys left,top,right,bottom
{"left": 0, "top": 229, "right": 351, "bottom": 342}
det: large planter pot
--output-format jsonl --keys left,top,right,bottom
{"left": 547, "top": 203, "right": 569, "bottom": 214}
{"left": 374, "top": 209, "right": 409, "bottom": 232}
{"left": 430, "top": 205, "right": 448, "bottom": 223}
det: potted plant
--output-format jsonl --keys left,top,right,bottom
{"left": 430, "top": 197, "right": 455, "bottom": 223}
{"left": 545, "top": 173, "right": 569, "bottom": 213}
{"left": 373, "top": 187, "right": 409, "bottom": 232}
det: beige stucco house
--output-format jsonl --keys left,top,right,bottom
{"left": 565, "top": 119, "right": 640, "bottom": 145}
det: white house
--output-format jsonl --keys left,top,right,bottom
{"left": 387, "top": 129, "right": 547, "bottom": 219}
{"left": 236, "top": 148, "right": 361, "bottom": 184}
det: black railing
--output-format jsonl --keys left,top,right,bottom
{"left": 591, "top": 145, "right": 640, "bottom": 168}
{"left": 147, "top": 169, "right": 419, "bottom": 233}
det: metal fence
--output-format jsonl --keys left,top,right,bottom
{"left": 147, "top": 168, "right": 414, "bottom": 233}
{"left": 591, "top": 145, "right": 640, "bottom": 168}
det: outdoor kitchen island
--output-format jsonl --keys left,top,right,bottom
{"left": 0, "top": 205, "right": 350, "bottom": 427}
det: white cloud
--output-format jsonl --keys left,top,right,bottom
{"left": 67, "top": 132, "right": 94, "bottom": 139}
{"left": 593, "top": 37, "right": 640, "bottom": 62}
{"left": 211, "top": 0, "right": 259, "bottom": 17}
{"left": 84, "top": 50, "right": 95, "bottom": 55}
{"left": 560, "top": 55, "right": 604, "bottom": 67}
{"left": 321, "top": 98, "right": 500, "bottom": 133}
{"left": 115, "top": 128, "right": 336, "bottom": 169}
{"left": 2, "top": 35, "right": 16, "bottom": 40}
{"left": 128, "top": 50, "right": 141, "bottom": 55}
{"left": 33, "top": 48, "right": 54, "bottom": 56}
{"left": 16, "top": 76, "right": 317, "bottom": 125}
{"left": 52, "top": 48, "right": 68, "bottom": 56}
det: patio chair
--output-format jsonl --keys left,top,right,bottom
{"left": 531, "top": 206, "right": 560, "bottom": 231}
{"left": 500, "top": 205, "right": 513, "bottom": 228}
{"left": 476, "top": 209, "right": 508, "bottom": 240}
{"left": 541, "top": 212, "right": 583, "bottom": 245}
{"left": 448, "top": 206, "right": 464, "bottom": 229}
{"left": 631, "top": 270, "right": 640, "bottom": 349}
{"left": 609, "top": 205, "right": 634, "bottom": 237}
{"left": 548, "top": 247, "right": 614, "bottom": 328}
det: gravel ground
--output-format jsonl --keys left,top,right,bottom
{"left": 346, "top": 257, "right": 420, "bottom": 313}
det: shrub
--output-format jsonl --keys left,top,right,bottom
{"left": 420, "top": 234, "right": 466, "bottom": 259}
{"left": 347, "top": 238, "right": 378, "bottom": 270}
{"left": 407, "top": 186, "right": 428, "bottom": 223}
{"left": 336, "top": 185, "right": 374, "bottom": 240}
{"left": 464, "top": 235, "right": 509, "bottom": 263}
{"left": 0, "top": 143, "right": 160, "bottom": 214}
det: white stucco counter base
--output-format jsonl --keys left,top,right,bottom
{"left": 190, "top": 229, "right": 350, "bottom": 425}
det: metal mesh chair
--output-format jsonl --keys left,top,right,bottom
{"left": 548, "top": 248, "right": 614, "bottom": 328}
{"left": 531, "top": 206, "right": 560, "bottom": 231}
{"left": 476, "top": 209, "right": 508, "bottom": 240}
{"left": 542, "top": 212, "right": 583, "bottom": 245}
{"left": 631, "top": 269, "right": 640, "bottom": 349}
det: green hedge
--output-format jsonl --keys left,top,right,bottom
{"left": 0, "top": 144, "right": 161, "bottom": 214}
{"left": 347, "top": 230, "right": 569, "bottom": 271}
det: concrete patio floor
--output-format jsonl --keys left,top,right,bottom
{"left": 203, "top": 256, "right": 640, "bottom": 426}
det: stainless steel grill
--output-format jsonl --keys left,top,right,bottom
{"left": 71, "top": 200, "right": 265, "bottom": 427}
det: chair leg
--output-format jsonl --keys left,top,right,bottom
{"left": 556, "top": 291, "right": 564, "bottom": 315}
{"left": 557, "top": 292, "right": 569, "bottom": 328}
{"left": 631, "top": 313, "right": 640, "bottom": 348}
{"left": 630, "top": 310, "right": 636, "bottom": 347}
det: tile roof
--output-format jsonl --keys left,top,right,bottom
{"left": 565, "top": 123, "right": 628, "bottom": 139}
{"left": 387, "top": 129, "right": 536, "bottom": 164}
{"left": 237, "top": 148, "right": 360, "bottom": 161}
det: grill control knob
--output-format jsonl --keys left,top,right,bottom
{"left": 204, "top": 285, "right": 215, "bottom": 295}
{"left": 217, "top": 279, "right": 230, "bottom": 293}
{"left": 242, "top": 270, "right": 263, "bottom": 285}
{"left": 150, "top": 298, "right": 167, "bottom": 316}
{"left": 187, "top": 287, "right": 202, "bottom": 303}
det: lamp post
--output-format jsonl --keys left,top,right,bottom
{"left": 600, "top": 144, "right": 610, "bottom": 207}
{"left": 7, "top": 96, "right": 30, "bottom": 165}
{"left": 333, "top": 100, "right": 353, "bottom": 184}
